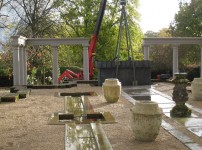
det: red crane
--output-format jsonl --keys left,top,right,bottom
{"left": 58, "top": 0, "right": 107, "bottom": 83}
{"left": 89, "top": 0, "right": 107, "bottom": 79}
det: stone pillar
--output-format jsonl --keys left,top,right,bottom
{"left": 201, "top": 46, "right": 202, "bottom": 77}
{"left": 11, "top": 35, "right": 27, "bottom": 85}
{"left": 21, "top": 47, "right": 27, "bottom": 85}
{"left": 52, "top": 46, "right": 59, "bottom": 85}
{"left": 19, "top": 46, "right": 24, "bottom": 85}
{"left": 143, "top": 45, "right": 150, "bottom": 60}
{"left": 172, "top": 45, "right": 179, "bottom": 78}
{"left": 83, "top": 46, "right": 89, "bottom": 80}
{"left": 13, "top": 46, "right": 20, "bottom": 85}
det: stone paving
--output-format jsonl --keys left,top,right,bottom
{"left": 123, "top": 85, "right": 202, "bottom": 150}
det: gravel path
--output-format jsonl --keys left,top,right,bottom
{"left": 0, "top": 84, "right": 197, "bottom": 150}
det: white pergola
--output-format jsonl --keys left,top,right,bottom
{"left": 143, "top": 37, "right": 202, "bottom": 77}
{"left": 11, "top": 35, "right": 89, "bottom": 86}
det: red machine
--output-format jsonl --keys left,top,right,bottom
{"left": 58, "top": 0, "right": 107, "bottom": 83}
{"left": 58, "top": 69, "right": 83, "bottom": 83}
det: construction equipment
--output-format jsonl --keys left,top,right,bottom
{"left": 58, "top": 0, "right": 136, "bottom": 84}
{"left": 89, "top": 0, "right": 107, "bottom": 79}
{"left": 58, "top": 0, "right": 107, "bottom": 83}
{"left": 115, "top": 0, "right": 136, "bottom": 85}
{"left": 58, "top": 69, "right": 83, "bottom": 83}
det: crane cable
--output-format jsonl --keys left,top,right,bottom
{"left": 115, "top": 0, "right": 136, "bottom": 85}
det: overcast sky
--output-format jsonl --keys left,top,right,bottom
{"left": 138, "top": 0, "right": 181, "bottom": 33}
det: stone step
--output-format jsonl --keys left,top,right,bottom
{"left": 17, "top": 89, "right": 31, "bottom": 99}
{"left": 1, "top": 93, "right": 19, "bottom": 102}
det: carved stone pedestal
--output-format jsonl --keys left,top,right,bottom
{"left": 170, "top": 73, "right": 192, "bottom": 117}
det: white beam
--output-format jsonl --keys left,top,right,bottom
{"left": 143, "top": 37, "right": 202, "bottom": 45}
{"left": 26, "top": 38, "right": 89, "bottom": 46}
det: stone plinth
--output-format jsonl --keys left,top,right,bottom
{"left": 191, "top": 78, "right": 202, "bottom": 101}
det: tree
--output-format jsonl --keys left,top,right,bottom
{"left": 0, "top": 0, "right": 11, "bottom": 29}
{"left": 3, "top": 0, "right": 143, "bottom": 83}
{"left": 145, "top": 29, "right": 173, "bottom": 77}
{"left": 169, "top": 0, "right": 202, "bottom": 65}
{"left": 9, "top": 0, "right": 62, "bottom": 38}
{"left": 59, "top": 0, "right": 143, "bottom": 61}
{"left": 170, "top": 0, "right": 202, "bottom": 37}
{"left": 7, "top": 0, "right": 65, "bottom": 83}
{"left": 0, "top": 42, "right": 12, "bottom": 76}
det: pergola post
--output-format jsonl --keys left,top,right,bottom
{"left": 172, "top": 45, "right": 179, "bottom": 78}
{"left": 52, "top": 46, "right": 59, "bottom": 85}
{"left": 11, "top": 36, "right": 27, "bottom": 86}
{"left": 13, "top": 46, "right": 20, "bottom": 85}
{"left": 19, "top": 46, "right": 27, "bottom": 85}
{"left": 24, "top": 47, "right": 27, "bottom": 85}
{"left": 83, "top": 45, "right": 89, "bottom": 80}
{"left": 201, "top": 46, "right": 202, "bottom": 77}
{"left": 143, "top": 45, "right": 150, "bottom": 60}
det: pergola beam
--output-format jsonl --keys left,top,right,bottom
{"left": 143, "top": 37, "right": 202, "bottom": 78}
{"left": 143, "top": 37, "right": 202, "bottom": 45}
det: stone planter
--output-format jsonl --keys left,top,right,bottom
{"left": 131, "top": 101, "right": 162, "bottom": 141}
{"left": 191, "top": 78, "right": 202, "bottom": 101}
{"left": 102, "top": 78, "right": 121, "bottom": 103}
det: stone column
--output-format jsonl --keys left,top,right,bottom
{"left": 201, "top": 46, "right": 202, "bottom": 77}
{"left": 19, "top": 46, "right": 24, "bottom": 85}
{"left": 83, "top": 46, "right": 89, "bottom": 80}
{"left": 21, "top": 47, "right": 27, "bottom": 85}
{"left": 10, "top": 35, "right": 27, "bottom": 86}
{"left": 13, "top": 46, "right": 20, "bottom": 85}
{"left": 143, "top": 45, "right": 150, "bottom": 60}
{"left": 52, "top": 46, "right": 59, "bottom": 85}
{"left": 172, "top": 45, "right": 179, "bottom": 78}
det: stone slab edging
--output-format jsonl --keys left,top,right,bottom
{"left": 122, "top": 90, "right": 202, "bottom": 150}
{"left": 162, "top": 120, "right": 202, "bottom": 150}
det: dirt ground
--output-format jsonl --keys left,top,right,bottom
{"left": 0, "top": 83, "right": 201, "bottom": 150}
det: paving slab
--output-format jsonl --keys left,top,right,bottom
{"left": 187, "top": 127, "right": 202, "bottom": 137}
{"left": 185, "top": 143, "right": 202, "bottom": 150}
{"left": 123, "top": 86, "right": 202, "bottom": 150}
{"left": 150, "top": 95, "right": 175, "bottom": 104}
{"left": 158, "top": 103, "right": 175, "bottom": 109}
{"left": 174, "top": 118, "right": 202, "bottom": 127}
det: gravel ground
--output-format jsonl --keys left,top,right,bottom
{"left": 0, "top": 83, "right": 197, "bottom": 150}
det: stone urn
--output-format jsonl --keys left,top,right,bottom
{"left": 191, "top": 78, "right": 202, "bottom": 101}
{"left": 131, "top": 101, "right": 162, "bottom": 142}
{"left": 102, "top": 78, "right": 121, "bottom": 103}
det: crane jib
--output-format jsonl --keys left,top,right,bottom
{"left": 93, "top": 0, "right": 107, "bottom": 36}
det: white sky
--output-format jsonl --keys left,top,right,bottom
{"left": 138, "top": 0, "right": 180, "bottom": 33}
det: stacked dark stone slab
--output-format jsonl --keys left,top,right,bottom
{"left": 1, "top": 93, "right": 19, "bottom": 102}
{"left": 0, "top": 86, "right": 30, "bottom": 102}
{"left": 96, "top": 60, "right": 151, "bottom": 86}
